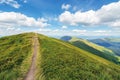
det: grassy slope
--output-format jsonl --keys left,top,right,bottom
{"left": 89, "top": 38, "right": 120, "bottom": 62}
{"left": 69, "top": 37, "right": 119, "bottom": 64}
{"left": 38, "top": 34, "right": 120, "bottom": 80}
{"left": 0, "top": 33, "right": 34, "bottom": 80}
{"left": 0, "top": 33, "right": 120, "bottom": 80}
{"left": 69, "top": 37, "right": 113, "bottom": 53}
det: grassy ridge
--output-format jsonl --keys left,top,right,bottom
{"left": 68, "top": 37, "right": 119, "bottom": 64}
{"left": 38, "top": 34, "right": 120, "bottom": 80}
{"left": 0, "top": 33, "right": 34, "bottom": 80}
{"left": 0, "top": 33, "right": 120, "bottom": 80}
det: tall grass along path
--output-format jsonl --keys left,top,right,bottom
{"left": 24, "top": 34, "right": 39, "bottom": 80}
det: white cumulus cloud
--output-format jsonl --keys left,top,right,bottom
{"left": 61, "top": 4, "right": 71, "bottom": 10}
{"left": 0, "top": 0, "right": 20, "bottom": 8}
{"left": 23, "top": 0, "right": 27, "bottom": 3}
{"left": 62, "top": 25, "right": 67, "bottom": 29}
{"left": 0, "top": 12, "right": 50, "bottom": 28}
{"left": 72, "top": 29, "right": 87, "bottom": 33}
{"left": 59, "top": 1, "right": 120, "bottom": 27}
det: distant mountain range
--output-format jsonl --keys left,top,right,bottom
{"left": 60, "top": 36, "right": 120, "bottom": 39}
{"left": 61, "top": 36, "right": 120, "bottom": 64}
{"left": 89, "top": 38, "right": 120, "bottom": 56}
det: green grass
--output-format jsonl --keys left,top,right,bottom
{"left": 35, "top": 34, "right": 45, "bottom": 80}
{"left": 0, "top": 33, "right": 120, "bottom": 80}
{"left": 38, "top": 34, "right": 120, "bottom": 80}
{"left": 0, "top": 33, "right": 34, "bottom": 80}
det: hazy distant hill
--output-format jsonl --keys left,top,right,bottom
{"left": 61, "top": 36, "right": 120, "bottom": 64}
{"left": 0, "top": 33, "right": 120, "bottom": 80}
{"left": 89, "top": 38, "right": 120, "bottom": 56}
{"left": 61, "top": 36, "right": 72, "bottom": 41}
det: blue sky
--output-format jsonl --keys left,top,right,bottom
{"left": 0, "top": 0, "right": 120, "bottom": 38}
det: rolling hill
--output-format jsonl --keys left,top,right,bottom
{"left": 37, "top": 34, "right": 120, "bottom": 80}
{"left": 61, "top": 36, "right": 120, "bottom": 64}
{"left": 89, "top": 38, "right": 120, "bottom": 56}
{"left": 0, "top": 33, "right": 120, "bottom": 80}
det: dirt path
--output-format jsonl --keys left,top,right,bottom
{"left": 24, "top": 34, "right": 39, "bottom": 80}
